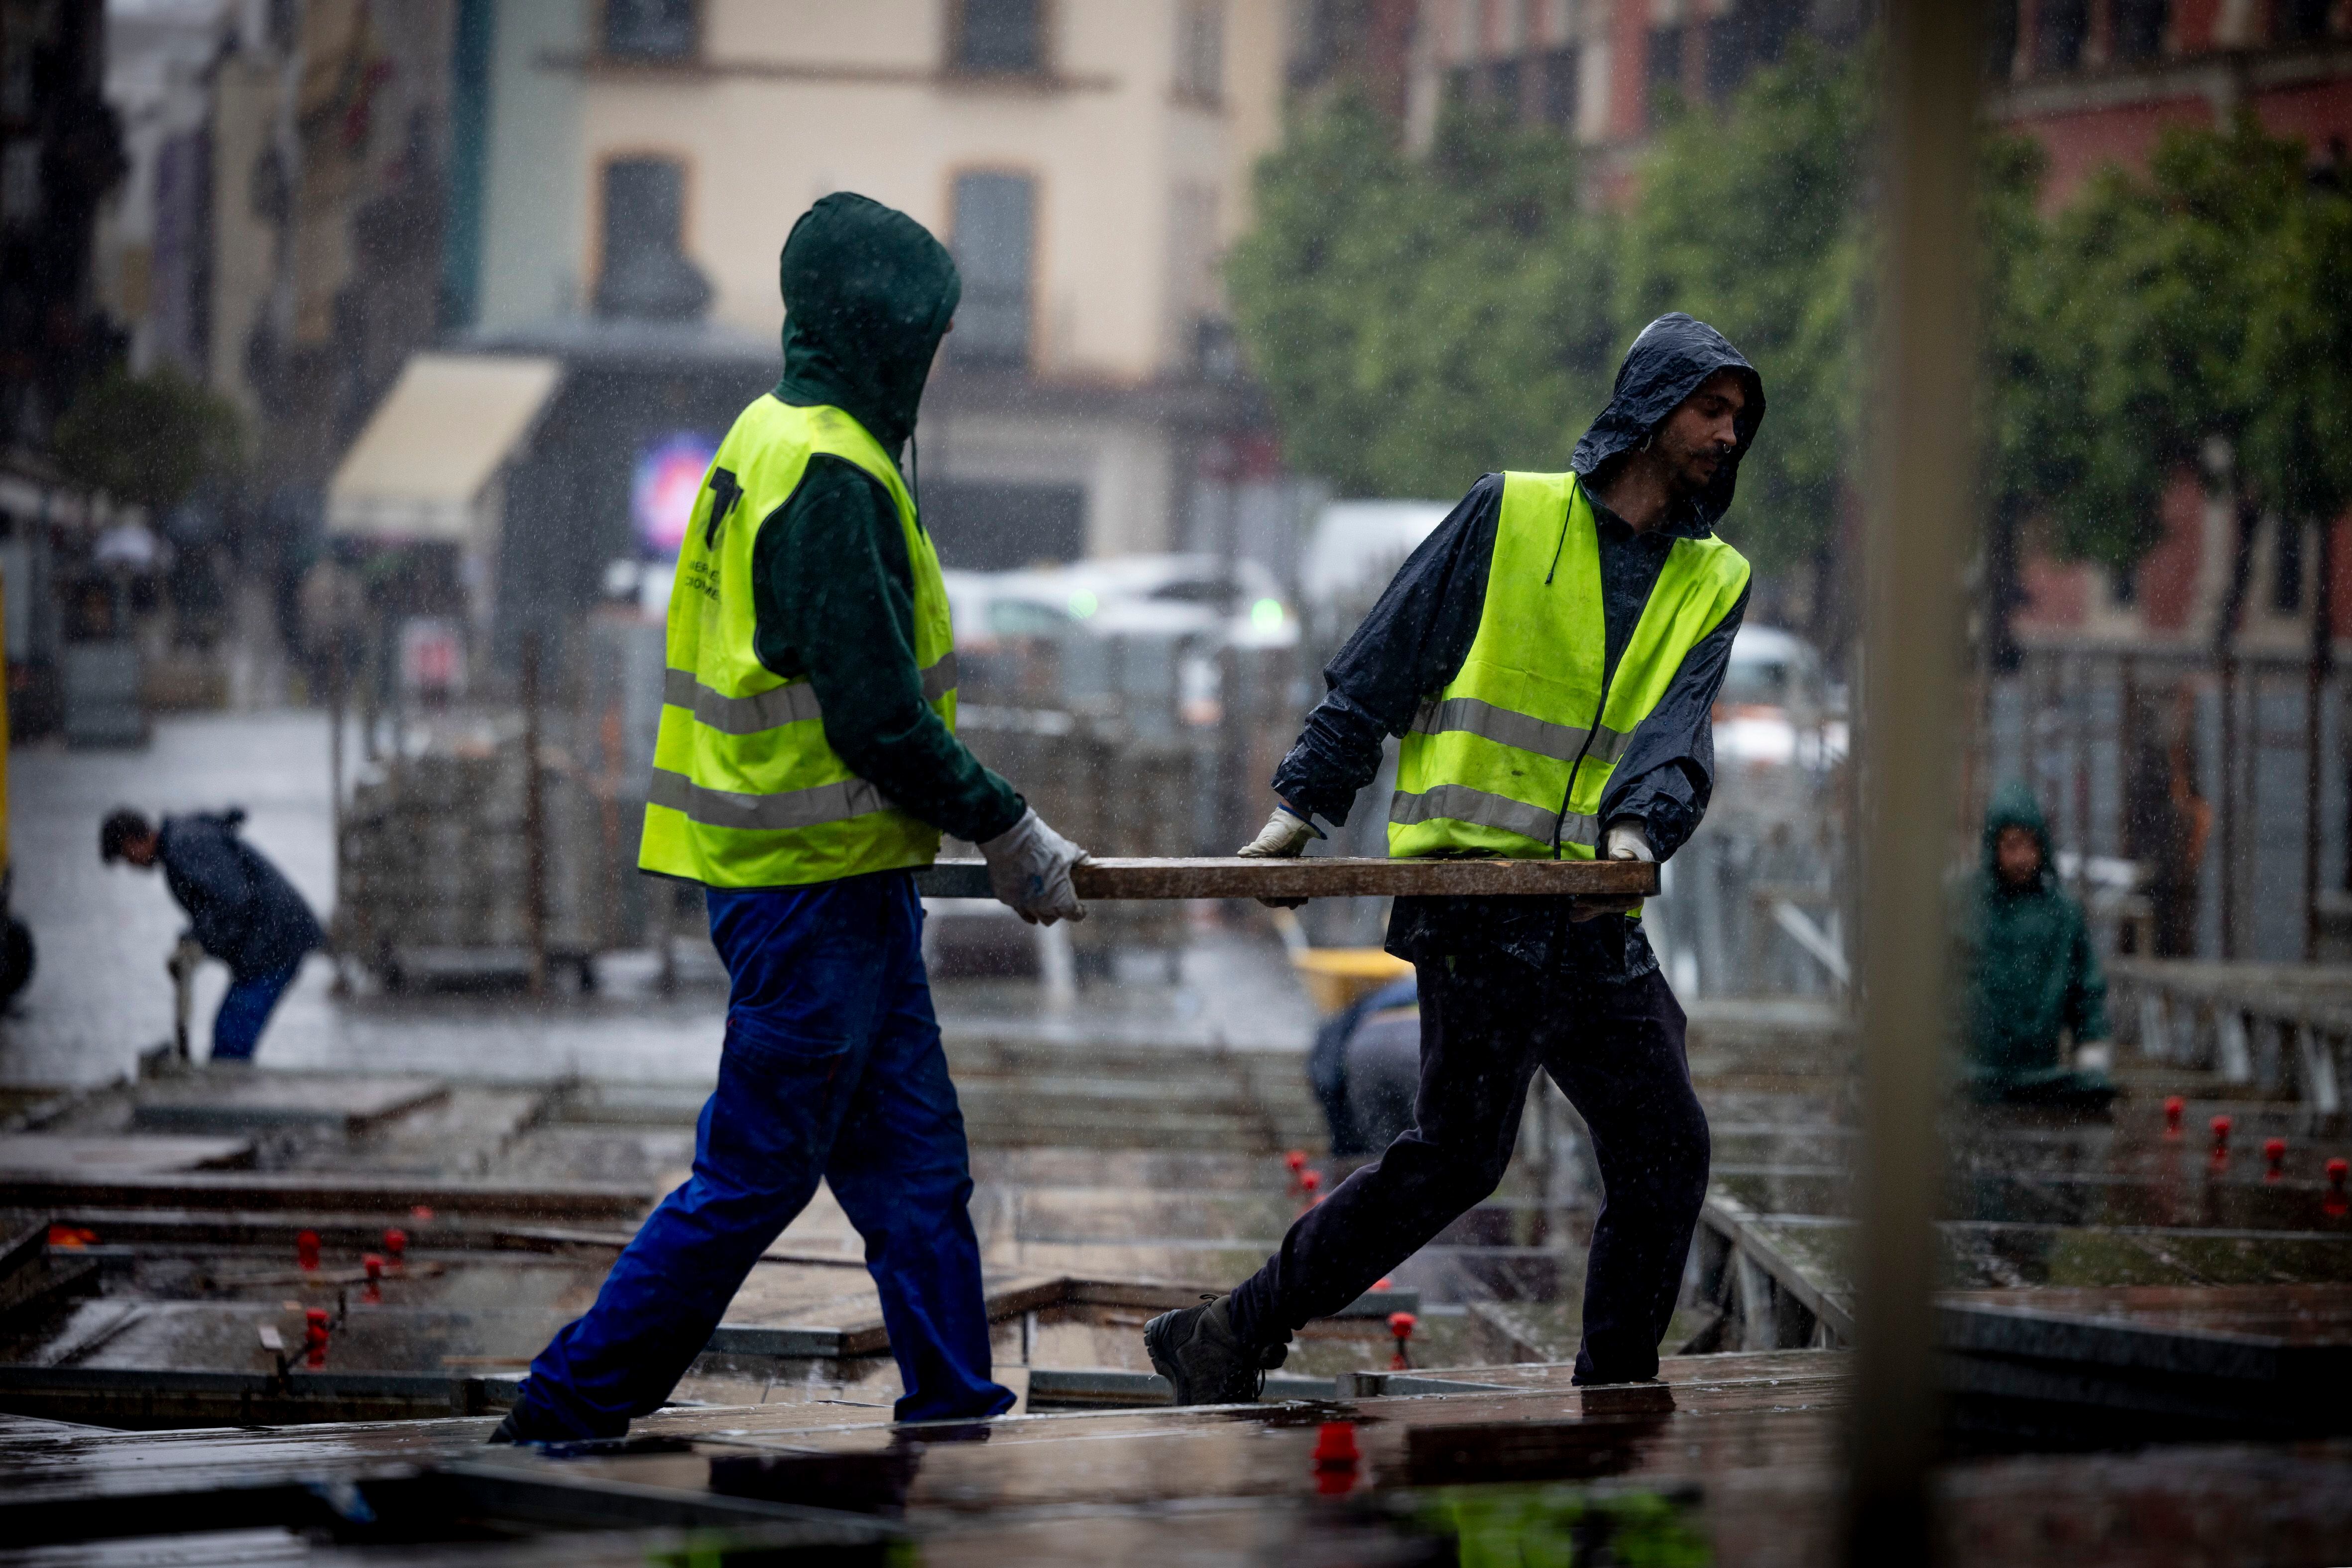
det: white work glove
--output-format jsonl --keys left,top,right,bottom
{"left": 1237, "top": 804, "right": 1317, "bottom": 909}
{"left": 1570, "top": 820, "right": 1653, "bottom": 923}
{"left": 979, "top": 808, "right": 1088, "bottom": 926}
{"left": 1237, "top": 805, "right": 1316, "bottom": 859}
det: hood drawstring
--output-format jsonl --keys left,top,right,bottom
{"left": 1544, "top": 493, "right": 1574, "bottom": 586}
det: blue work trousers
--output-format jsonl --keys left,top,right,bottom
{"left": 211, "top": 964, "right": 301, "bottom": 1062}
{"left": 515, "top": 871, "right": 1012, "bottom": 1434}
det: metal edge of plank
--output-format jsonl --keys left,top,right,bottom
{"left": 433, "top": 1461, "right": 908, "bottom": 1540}
{"left": 1699, "top": 1193, "right": 1857, "bottom": 1342}
{"left": 1021, "top": 1367, "right": 1340, "bottom": 1408}
{"left": 1931, "top": 1298, "right": 2294, "bottom": 1384}
{"left": 914, "top": 857, "right": 1659, "bottom": 901}
{"left": 1336, "top": 1371, "right": 1514, "bottom": 1398}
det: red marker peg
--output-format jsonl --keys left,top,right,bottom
{"left": 1299, "top": 1169, "right": 1322, "bottom": 1213}
{"left": 303, "top": 1307, "right": 331, "bottom": 1367}
{"left": 1312, "top": 1420, "right": 1359, "bottom": 1468}
{"left": 410, "top": 1206, "right": 435, "bottom": 1223}
{"left": 1387, "top": 1310, "right": 1417, "bottom": 1371}
{"left": 46, "top": 1225, "right": 96, "bottom": 1249}
{"left": 382, "top": 1227, "right": 407, "bottom": 1263}
{"left": 1372, "top": 1277, "right": 1394, "bottom": 1292}
{"left": 2163, "top": 1096, "right": 2185, "bottom": 1139}
{"left": 1312, "top": 1420, "right": 1359, "bottom": 1494}
{"left": 2326, "top": 1158, "right": 2349, "bottom": 1219}
{"left": 296, "top": 1230, "right": 321, "bottom": 1271}
{"left": 361, "top": 1253, "right": 384, "bottom": 1303}
{"left": 2265, "top": 1138, "right": 2288, "bottom": 1182}
{"left": 2209, "top": 1115, "right": 2233, "bottom": 1166}
{"left": 1284, "top": 1149, "right": 1307, "bottom": 1196}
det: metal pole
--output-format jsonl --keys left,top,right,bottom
{"left": 328, "top": 642, "right": 345, "bottom": 871}
{"left": 2308, "top": 519, "right": 2335, "bottom": 961}
{"left": 2220, "top": 642, "right": 2237, "bottom": 958}
{"left": 1848, "top": 3, "right": 1979, "bottom": 1561}
{"left": 2073, "top": 655, "right": 2092, "bottom": 865}
{"left": 2119, "top": 653, "right": 2143, "bottom": 951}
{"left": 522, "top": 628, "right": 549, "bottom": 997}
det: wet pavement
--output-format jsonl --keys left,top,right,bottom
{"left": 12, "top": 715, "right": 2352, "bottom": 1561}
{"left": 5, "top": 1349, "right": 2350, "bottom": 1565}
{"left": 2, "top": 710, "right": 1315, "bottom": 1091}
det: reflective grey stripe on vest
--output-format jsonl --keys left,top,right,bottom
{"left": 1409, "top": 695, "right": 1633, "bottom": 766}
{"left": 650, "top": 767, "right": 894, "bottom": 832}
{"left": 1389, "top": 784, "right": 1603, "bottom": 849}
{"left": 662, "top": 653, "right": 961, "bottom": 737}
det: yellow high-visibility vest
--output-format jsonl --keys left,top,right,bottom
{"left": 1389, "top": 470, "right": 1749, "bottom": 908}
{"left": 639, "top": 398, "right": 956, "bottom": 888}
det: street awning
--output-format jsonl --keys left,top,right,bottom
{"left": 327, "top": 354, "right": 561, "bottom": 542}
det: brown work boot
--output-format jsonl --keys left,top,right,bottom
{"left": 1144, "top": 1294, "right": 1287, "bottom": 1406}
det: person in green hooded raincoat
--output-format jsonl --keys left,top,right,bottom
{"left": 1959, "top": 782, "right": 2116, "bottom": 1108}
{"left": 495, "top": 193, "right": 1091, "bottom": 1443}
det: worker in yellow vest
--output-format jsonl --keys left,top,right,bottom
{"left": 1148, "top": 315, "right": 1764, "bottom": 1400}
{"left": 497, "top": 194, "right": 1085, "bottom": 1442}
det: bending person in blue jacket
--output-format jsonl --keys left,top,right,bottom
{"left": 101, "top": 807, "right": 323, "bottom": 1062}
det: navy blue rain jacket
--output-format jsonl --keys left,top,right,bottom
{"left": 1272, "top": 313, "right": 1766, "bottom": 979}
{"left": 158, "top": 811, "right": 324, "bottom": 979}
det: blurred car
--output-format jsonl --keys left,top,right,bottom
{"left": 1713, "top": 624, "right": 1847, "bottom": 774}
{"left": 943, "top": 554, "right": 1297, "bottom": 653}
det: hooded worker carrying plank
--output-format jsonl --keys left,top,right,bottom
{"left": 1147, "top": 314, "right": 1765, "bottom": 1400}
{"left": 495, "top": 194, "right": 1086, "bottom": 1442}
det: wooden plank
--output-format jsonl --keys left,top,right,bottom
{"left": 914, "top": 856, "right": 1659, "bottom": 901}
{"left": 0, "top": 1135, "right": 254, "bottom": 1176}
{"left": 128, "top": 1076, "right": 449, "bottom": 1135}
{"left": 8, "top": 1173, "right": 654, "bottom": 1219}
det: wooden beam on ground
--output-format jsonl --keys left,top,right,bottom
{"left": 5, "top": 1173, "right": 654, "bottom": 1219}
{"left": 913, "top": 856, "right": 1659, "bottom": 901}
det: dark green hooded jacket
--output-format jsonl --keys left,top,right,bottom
{"left": 751, "top": 193, "right": 1024, "bottom": 844}
{"left": 1961, "top": 782, "right": 2110, "bottom": 1095}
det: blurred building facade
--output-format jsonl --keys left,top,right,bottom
{"left": 441, "top": 0, "right": 1287, "bottom": 581}
{"left": 3, "top": 0, "right": 122, "bottom": 737}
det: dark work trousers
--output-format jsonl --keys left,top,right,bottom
{"left": 1225, "top": 952, "right": 1708, "bottom": 1384}
{"left": 209, "top": 962, "right": 302, "bottom": 1062}
{"left": 512, "top": 872, "right": 1013, "bottom": 1435}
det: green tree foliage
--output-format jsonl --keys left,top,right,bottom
{"left": 1620, "top": 42, "right": 1871, "bottom": 567}
{"left": 1231, "top": 50, "right": 2352, "bottom": 583}
{"left": 52, "top": 364, "right": 247, "bottom": 515}
{"left": 1226, "top": 92, "right": 1618, "bottom": 499}
{"left": 2238, "top": 143, "right": 2352, "bottom": 530}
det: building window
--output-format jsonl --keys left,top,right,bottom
{"left": 953, "top": 0, "right": 1045, "bottom": 75}
{"left": 1707, "top": 0, "right": 1806, "bottom": 101}
{"left": 2033, "top": 0, "right": 2088, "bottom": 73}
{"left": 2277, "top": 0, "right": 2332, "bottom": 43}
{"left": 1489, "top": 58, "right": 1522, "bottom": 117}
{"left": 927, "top": 481, "right": 1085, "bottom": 569}
{"left": 950, "top": 171, "right": 1035, "bottom": 368}
{"left": 1175, "top": 0, "right": 1223, "bottom": 103}
{"left": 1540, "top": 46, "right": 1579, "bottom": 129}
{"left": 602, "top": 0, "right": 696, "bottom": 61}
{"left": 1646, "top": 24, "right": 1685, "bottom": 126}
{"left": 2113, "top": 0, "right": 2167, "bottom": 62}
{"left": 2276, "top": 519, "right": 2307, "bottom": 614}
{"left": 2111, "top": 563, "right": 2138, "bottom": 608}
{"left": 1985, "top": 0, "right": 2021, "bottom": 76}
{"left": 1168, "top": 181, "right": 1221, "bottom": 373}
{"left": 594, "top": 156, "right": 712, "bottom": 320}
